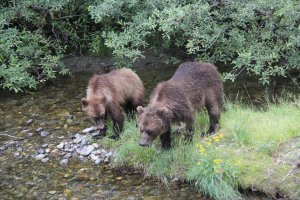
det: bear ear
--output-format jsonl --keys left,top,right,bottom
{"left": 137, "top": 106, "right": 144, "bottom": 114}
{"left": 81, "top": 98, "right": 89, "bottom": 107}
{"left": 157, "top": 107, "right": 172, "bottom": 118}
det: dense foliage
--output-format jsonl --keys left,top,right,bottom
{"left": 1, "top": 0, "right": 299, "bottom": 92}
{"left": 89, "top": 0, "right": 300, "bottom": 84}
{"left": 0, "top": 0, "right": 101, "bottom": 92}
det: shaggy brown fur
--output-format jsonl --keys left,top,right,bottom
{"left": 137, "top": 62, "right": 223, "bottom": 149}
{"left": 81, "top": 68, "right": 144, "bottom": 139}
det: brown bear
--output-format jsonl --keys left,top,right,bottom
{"left": 81, "top": 68, "right": 144, "bottom": 139}
{"left": 137, "top": 62, "right": 223, "bottom": 149}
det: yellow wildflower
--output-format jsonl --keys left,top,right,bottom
{"left": 198, "top": 144, "right": 205, "bottom": 154}
{"left": 205, "top": 141, "right": 212, "bottom": 145}
{"left": 213, "top": 159, "right": 222, "bottom": 165}
{"left": 219, "top": 132, "right": 225, "bottom": 139}
{"left": 215, "top": 169, "right": 220, "bottom": 173}
{"left": 197, "top": 162, "right": 201, "bottom": 166}
{"left": 212, "top": 135, "right": 220, "bottom": 142}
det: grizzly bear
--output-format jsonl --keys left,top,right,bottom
{"left": 81, "top": 68, "right": 144, "bottom": 139}
{"left": 137, "top": 62, "right": 223, "bottom": 149}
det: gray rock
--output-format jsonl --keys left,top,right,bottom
{"left": 66, "top": 147, "right": 76, "bottom": 152}
{"left": 45, "top": 148, "right": 51, "bottom": 153}
{"left": 17, "top": 147, "right": 23, "bottom": 152}
{"left": 25, "top": 119, "right": 34, "bottom": 126}
{"left": 63, "top": 153, "right": 72, "bottom": 159}
{"left": 90, "top": 154, "right": 100, "bottom": 162}
{"left": 0, "top": 146, "right": 6, "bottom": 151}
{"left": 73, "top": 135, "right": 83, "bottom": 144}
{"left": 41, "top": 143, "right": 48, "bottom": 148}
{"left": 35, "top": 154, "right": 46, "bottom": 160}
{"left": 94, "top": 159, "right": 102, "bottom": 165}
{"left": 76, "top": 145, "right": 95, "bottom": 156}
{"left": 35, "top": 127, "right": 43, "bottom": 132}
{"left": 80, "top": 138, "right": 89, "bottom": 146}
{"left": 20, "top": 129, "right": 29, "bottom": 134}
{"left": 26, "top": 132, "right": 34, "bottom": 137}
{"left": 105, "top": 152, "right": 113, "bottom": 158}
{"left": 41, "top": 158, "right": 49, "bottom": 163}
{"left": 92, "top": 143, "right": 99, "bottom": 149}
{"left": 104, "top": 157, "right": 110, "bottom": 163}
{"left": 93, "top": 150, "right": 102, "bottom": 155}
{"left": 37, "top": 149, "right": 45, "bottom": 154}
{"left": 82, "top": 126, "right": 98, "bottom": 134}
{"left": 60, "top": 159, "right": 68, "bottom": 166}
{"left": 40, "top": 131, "right": 50, "bottom": 137}
{"left": 56, "top": 143, "right": 65, "bottom": 150}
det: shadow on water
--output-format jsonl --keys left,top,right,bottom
{"left": 0, "top": 62, "right": 298, "bottom": 199}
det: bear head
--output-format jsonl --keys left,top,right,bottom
{"left": 137, "top": 105, "right": 173, "bottom": 147}
{"left": 81, "top": 96, "right": 106, "bottom": 130}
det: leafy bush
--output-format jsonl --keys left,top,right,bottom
{"left": 0, "top": 0, "right": 97, "bottom": 92}
{"left": 89, "top": 0, "right": 300, "bottom": 84}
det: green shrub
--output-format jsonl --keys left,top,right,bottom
{"left": 89, "top": 0, "right": 300, "bottom": 83}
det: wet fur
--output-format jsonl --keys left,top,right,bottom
{"left": 82, "top": 68, "right": 144, "bottom": 138}
{"left": 138, "top": 62, "right": 223, "bottom": 149}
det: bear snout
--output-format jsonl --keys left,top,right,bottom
{"left": 139, "top": 132, "right": 152, "bottom": 147}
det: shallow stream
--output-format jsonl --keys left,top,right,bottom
{"left": 0, "top": 63, "right": 298, "bottom": 199}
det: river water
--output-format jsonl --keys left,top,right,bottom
{"left": 0, "top": 63, "right": 298, "bottom": 199}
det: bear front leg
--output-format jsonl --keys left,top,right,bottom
{"left": 110, "top": 106, "right": 124, "bottom": 140}
{"left": 160, "top": 129, "right": 171, "bottom": 149}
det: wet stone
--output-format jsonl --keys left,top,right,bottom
{"left": 56, "top": 143, "right": 65, "bottom": 150}
{"left": 45, "top": 149, "right": 51, "bottom": 153}
{"left": 26, "top": 132, "right": 34, "bottom": 137}
{"left": 25, "top": 119, "right": 34, "bottom": 126}
{"left": 82, "top": 126, "right": 98, "bottom": 134}
{"left": 35, "top": 127, "right": 43, "bottom": 132}
{"left": 92, "top": 143, "right": 99, "bottom": 149}
{"left": 41, "top": 143, "right": 48, "bottom": 148}
{"left": 37, "top": 149, "right": 45, "bottom": 154}
{"left": 77, "top": 145, "right": 95, "bottom": 156}
{"left": 60, "top": 159, "right": 68, "bottom": 166}
{"left": 63, "top": 153, "right": 72, "bottom": 159}
{"left": 35, "top": 154, "right": 46, "bottom": 160}
{"left": 0, "top": 146, "right": 6, "bottom": 151}
{"left": 20, "top": 129, "right": 29, "bottom": 134}
{"left": 40, "top": 131, "right": 50, "bottom": 137}
{"left": 41, "top": 158, "right": 49, "bottom": 163}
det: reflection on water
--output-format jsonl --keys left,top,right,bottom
{"left": 1, "top": 63, "right": 296, "bottom": 199}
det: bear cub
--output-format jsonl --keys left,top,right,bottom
{"left": 82, "top": 68, "right": 144, "bottom": 139}
{"left": 137, "top": 62, "right": 223, "bottom": 149}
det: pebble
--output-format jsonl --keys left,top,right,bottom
{"left": 92, "top": 143, "right": 99, "bottom": 149}
{"left": 104, "top": 157, "right": 110, "bottom": 163}
{"left": 37, "top": 149, "right": 45, "bottom": 154}
{"left": 63, "top": 153, "right": 72, "bottom": 159}
{"left": 90, "top": 154, "right": 99, "bottom": 162}
{"left": 25, "top": 119, "right": 34, "bottom": 126}
{"left": 35, "top": 127, "right": 43, "bottom": 132}
{"left": 56, "top": 143, "right": 65, "bottom": 150}
{"left": 41, "top": 158, "right": 49, "bottom": 163}
{"left": 76, "top": 145, "right": 95, "bottom": 156}
{"left": 66, "top": 119, "right": 73, "bottom": 124}
{"left": 26, "top": 132, "right": 34, "bottom": 137}
{"left": 0, "top": 146, "right": 6, "bottom": 151}
{"left": 82, "top": 126, "right": 98, "bottom": 134}
{"left": 80, "top": 138, "right": 89, "bottom": 146}
{"left": 41, "top": 143, "right": 48, "bottom": 148}
{"left": 60, "top": 159, "right": 68, "bottom": 166}
{"left": 73, "top": 135, "right": 83, "bottom": 144}
{"left": 17, "top": 147, "right": 23, "bottom": 152}
{"left": 35, "top": 154, "right": 46, "bottom": 160}
{"left": 40, "top": 131, "right": 50, "bottom": 137}
{"left": 45, "top": 148, "right": 51, "bottom": 153}
{"left": 20, "top": 129, "right": 29, "bottom": 134}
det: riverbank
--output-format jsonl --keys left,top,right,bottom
{"left": 95, "top": 98, "right": 300, "bottom": 200}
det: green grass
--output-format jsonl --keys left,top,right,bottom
{"left": 97, "top": 98, "right": 300, "bottom": 200}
